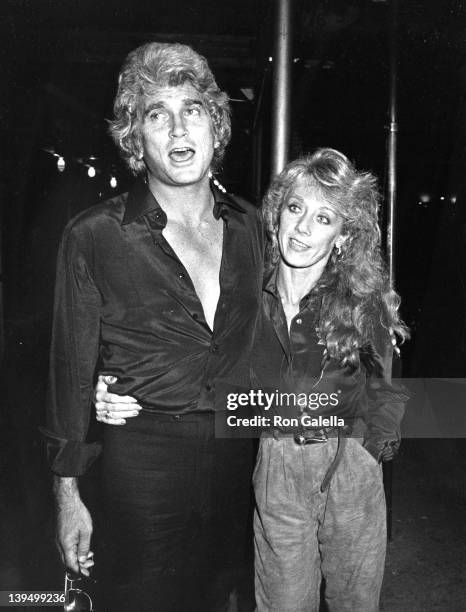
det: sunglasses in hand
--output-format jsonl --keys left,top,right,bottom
{"left": 64, "top": 571, "right": 96, "bottom": 611}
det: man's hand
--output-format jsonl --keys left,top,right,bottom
{"left": 94, "top": 375, "right": 141, "bottom": 425}
{"left": 54, "top": 477, "right": 94, "bottom": 576}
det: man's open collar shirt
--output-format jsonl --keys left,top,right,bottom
{"left": 44, "top": 177, "right": 264, "bottom": 476}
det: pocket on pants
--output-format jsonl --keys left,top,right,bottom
{"left": 351, "top": 437, "right": 381, "bottom": 468}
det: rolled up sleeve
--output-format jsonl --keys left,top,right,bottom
{"left": 42, "top": 220, "right": 102, "bottom": 476}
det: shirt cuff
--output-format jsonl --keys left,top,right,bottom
{"left": 39, "top": 427, "right": 102, "bottom": 476}
{"left": 363, "top": 435, "right": 400, "bottom": 463}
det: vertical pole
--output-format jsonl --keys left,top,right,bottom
{"left": 384, "top": 0, "right": 399, "bottom": 542}
{"left": 0, "top": 196, "right": 4, "bottom": 363}
{"left": 252, "top": 61, "right": 270, "bottom": 203}
{"left": 383, "top": 461, "right": 393, "bottom": 540}
{"left": 271, "top": 0, "right": 293, "bottom": 177}
{"left": 253, "top": 121, "right": 264, "bottom": 203}
{"left": 387, "top": 0, "right": 398, "bottom": 286}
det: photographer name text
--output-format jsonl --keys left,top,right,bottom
{"left": 226, "top": 415, "right": 345, "bottom": 428}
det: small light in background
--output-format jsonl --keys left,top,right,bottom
{"left": 419, "top": 193, "right": 430, "bottom": 203}
{"left": 440, "top": 196, "right": 445, "bottom": 201}
{"left": 57, "top": 156, "right": 65, "bottom": 172}
{"left": 451, "top": 195, "right": 457, "bottom": 204}
{"left": 110, "top": 176, "right": 117, "bottom": 189}
{"left": 268, "top": 56, "right": 273, "bottom": 62}
{"left": 88, "top": 166, "right": 96, "bottom": 178}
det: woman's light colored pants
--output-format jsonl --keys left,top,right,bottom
{"left": 253, "top": 436, "right": 386, "bottom": 612}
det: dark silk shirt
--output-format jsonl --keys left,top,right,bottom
{"left": 42, "top": 178, "right": 264, "bottom": 476}
{"left": 250, "top": 267, "right": 409, "bottom": 456}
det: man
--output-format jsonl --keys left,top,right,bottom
{"left": 42, "top": 42, "right": 263, "bottom": 611}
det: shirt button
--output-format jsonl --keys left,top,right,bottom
{"left": 192, "top": 313, "right": 199, "bottom": 320}
{"left": 178, "top": 272, "right": 185, "bottom": 279}
{"left": 296, "top": 318, "right": 302, "bottom": 325}
{"left": 211, "top": 343, "right": 219, "bottom": 353}
{"left": 206, "top": 384, "right": 213, "bottom": 392}
{"left": 173, "top": 414, "right": 181, "bottom": 420}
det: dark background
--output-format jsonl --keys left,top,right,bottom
{"left": 1, "top": 1, "right": 465, "bottom": 609}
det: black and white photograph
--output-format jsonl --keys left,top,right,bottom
{"left": 1, "top": 1, "right": 465, "bottom": 610}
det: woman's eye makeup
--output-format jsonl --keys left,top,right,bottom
{"left": 316, "top": 214, "right": 330, "bottom": 224}
{"left": 285, "top": 205, "right": 333, "bottom": 224}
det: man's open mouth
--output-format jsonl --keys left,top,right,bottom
{"left": 169, "top": 147, "right": 195, "bottom": 162}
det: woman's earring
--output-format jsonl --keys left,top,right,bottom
{"left": 335, "top": 243, "right": 342, "bottom": 256}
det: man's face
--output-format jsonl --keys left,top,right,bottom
{"left": 278, "top": 177, "right": 345, "bottom": 270}
{"left": 138, "top": 83, "right": 217, "bottom": 188}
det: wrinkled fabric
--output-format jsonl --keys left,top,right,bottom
{"left": 43, "top": 178, "right": 263, "bottom": 475}
{"left": 251, "top": 266, "right": 409, "bottom": 455}
{"left": 101, "top": 412, "right": 255, "bottom": 612}
{"left": 253, "top": 436, "right": 386, "bottom": 612}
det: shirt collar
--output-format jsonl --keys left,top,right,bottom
{"left": 212, "top": 188, "right": 247, "bottom": 220}
{"left": 263, "top": 265, "right": 280, "bottom": 298}
{"left": 122, "top": 176, "right": 160, "bottom": 225}
{"left": 121, "top": 176, "right": 246, "bottom": 226}
{"left": 263, "top": 264, "right": 328, "bottom": 311}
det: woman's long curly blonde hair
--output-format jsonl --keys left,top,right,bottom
{"left": 263, "top": 148, "right": 409, "bottom": 368}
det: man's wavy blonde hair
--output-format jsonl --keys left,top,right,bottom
{"left": 108, "top": 42, "right": 231, "bottom": 175}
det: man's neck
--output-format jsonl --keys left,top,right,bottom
{"left": 147, "top": 175, "right": 214, "bottom": 225}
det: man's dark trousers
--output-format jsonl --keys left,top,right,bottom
{"left": 101, "top": 411, "right": 255, "bottom": 611}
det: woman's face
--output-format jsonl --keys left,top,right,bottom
{"left": 278, "top": 177, "right": 345, "bottom": 270}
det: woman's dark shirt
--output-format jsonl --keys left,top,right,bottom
{"left": 250, "top": 267, "right": 409, "bottom": 454}
{"left": 42, "top": 178, "right": 264, "bottom": 476}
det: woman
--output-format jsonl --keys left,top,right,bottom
{"left": 96, "top": 148, "right": 409, "bottom": 611}
{"left": 250, "top": 148, "right": 408, "bottom": 612}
